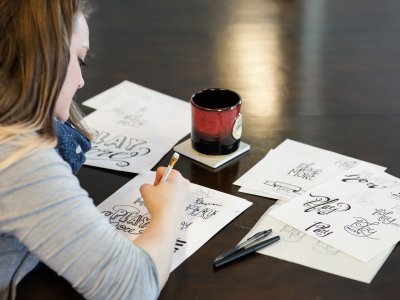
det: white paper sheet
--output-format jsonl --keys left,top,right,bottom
{"left": 276, "top": 139, "right": 385, "bottom": 170}
{"left": 235, "top": 139, "right": 386, "bottom": 200}
{"left": 269, "top": 164, "right": 400, "bottom": 262}
{"left": 97, "top": 172, "right": 252, "bottom": 271}
{"left": 82, "top": 80, "right": 182, "bottom": 109}
{"left": 241, "top": 202, "right": 394, "bottom": 283}
{"left": 239, "top": 150, "right": 356, "bottom": 200}
{"left": 233, "top": 151, "right": 270, "bottom": 186}
{"left": 83, "top": 92, "right": 190, "bottom": 173}
{"left": 233, "top": 150, "right": 288, "bottom": 200}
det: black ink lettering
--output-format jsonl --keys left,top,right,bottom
{"left": 264, "top": 180, "right": 304, "bottom": 194}
{"left": 104, "top": 135, "right": 127, "bottom": 148}
{"left": 390, "top": 192, "right": 400, "bottom": 200}
{"left": 91, "top": 130, "right": 110, "bottom": 144}
{"left": 174, "top": 239, "right": 187, "bottom": 252}
{"left": 86, "top": 145, "right": 151, "bottom": 167}
{"left": 180, "top": 221, "right": 193, "bottom": 231}
{"left": 125, "top": 138, "right": 148, "bottom": 151}
{"left": 133, "top": 197, "right": 145, "bottom": 206}
{"left": 342, "top": 174, "right": 387, "bottom": 189}
{"left": 344, "top": 217, "right": 379, "bottom": 239}
{"left": 372, "top": 208, "right": 397, "bottom": 225}
{"left": 194, "top": 198, "right": 222, "bottom": 207}
{"left": 287, "top": 163, "right": 322, "bottom": 181}
{"left": 101, "top": 205, "right": 150, "bottom": 235}
{"left": 185, "top": 204, "right": 217, "bottom": 219}
{"left": 303, "top": 194, "right": 351, "bottom": 215}
{"left": 305, "top": 221, "right": 333, "bottom": 237}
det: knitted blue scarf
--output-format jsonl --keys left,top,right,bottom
{"left": 54, "top": 119, "right": 91, "bottom": 174}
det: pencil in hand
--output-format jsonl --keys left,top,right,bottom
{"left": 160, "top": 152, "right": 180, "bottom": 182}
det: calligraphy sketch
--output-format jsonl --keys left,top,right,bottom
{"left": 389, "top": 192, "right": 400, "bottom": 201}
{"left": 263, "top": 180, "right": 305, "bottom": 196}
{"left": 287, "top": 162, "right": 323, "bottom": 180}
{"left": 269, "top": 165, "right": 400, "bottom": 262}
{"left": 86, "top": 129, "right": 151, "bottom": 168}
{"left": 97, "top": 172, "right": 252, "bottom": 271}
{"left": 280, "top": 224, "right": 306, "bottom": 242}
{"left": 83, "top": 92, "right": 191, "bottom": 173}
{"left": 279, "top": 224, "right": 339, "bottom": 254}
{"left": 113, "top": 106, "right": 149, "bottom": 128}
{"left": 303, "top": 194, "right": 351, "bottom": 215}
{"left": 235, "top": 140, "right": 386, "bottom": 201}
{"left": 341, "top": 170, "right": 398, "bottom": 189}
{"left": 343, "top": 217, "right": 379, "bottom": 239}
{"left": 240, "top": 204, "right": 394, "bottom": 284}
{"left": 239, "top": 150, "right": 356, "bottom": 200}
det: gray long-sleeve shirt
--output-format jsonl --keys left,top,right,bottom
{"left": 0, "top": 145, "right": 159, "bottom": 300}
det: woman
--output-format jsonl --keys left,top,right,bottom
{"left": 0, "top": 1, "right": 190, "bottom": 299}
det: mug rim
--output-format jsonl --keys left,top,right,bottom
{"left": 191, "top": 88, "right": 241, "bottom": 111}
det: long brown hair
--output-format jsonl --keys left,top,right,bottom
{"left": 0, "top": 0, "right": 92, "bottom": 170}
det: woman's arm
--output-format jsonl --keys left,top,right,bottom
{"left": 134, "top": 167, "right": 190, "bottom": 288}
{"left": 1, "top": 149, "right": 189, "bottom": 299}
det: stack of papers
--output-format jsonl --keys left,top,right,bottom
{"left": 81, "top": 81, "right": 191, "bottom": 173}
{"left": 97, "top": 171, "right": 252, "bottom": 271}
{"left": 83, "top": 82, "right": 253, "bottom": 271}
{"left": 235, "top": 139, "right": 386, "bottom": 200}
{"left": 235, "top": 139, "right": 400, "bottom": 283}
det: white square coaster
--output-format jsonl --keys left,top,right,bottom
{"left": 173, "top": 139, "right": 250, "bottom": 168}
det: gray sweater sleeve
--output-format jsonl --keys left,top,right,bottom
{"left": 0, "top": 147, "right": 159, "bottom": 299}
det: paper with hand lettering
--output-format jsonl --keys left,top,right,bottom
{"left": 235, "top": 139, "right": 386, "bottom": 201}
{"left": 276, "top": 139, "right": 365, "bottom": 162}
{"left": 268, "top": 164, "right": 400, "bottom": 262}
{"left": 238, "top": 150, "right": 354, "bottom": 200}
{"left": 83, "top": 92, "right": 190, "bottom": 173}
{"left": 96, "top": 171, "right": 252, "bottom": 271}
{"left": 82, "top": 80, "right": 179, "bottom": 109}
{"left": 234, "top": 151, "right": 292, "bottom": 200}
{"left": 241, "top": 202, "right": 394, "bottom": 283}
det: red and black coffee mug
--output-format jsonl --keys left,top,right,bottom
{"left": 191, "top": 88, "right": 242, "bottom": 155}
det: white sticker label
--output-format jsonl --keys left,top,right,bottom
{"left": 232, "top": 113, "right": 242, "bottom": 140}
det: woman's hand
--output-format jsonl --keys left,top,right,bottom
{"left": 140, "top": 167, "right": 189, "bottom": 220}
{"left": 134, "top": 167, "right": 190, "bottom": 288}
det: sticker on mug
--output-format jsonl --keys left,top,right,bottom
{"left": 232, "top": 113, "right": 242, "bottom": 140}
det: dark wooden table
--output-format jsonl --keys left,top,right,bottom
{"left": 17, "top": 0, "right": 400, "bottom": 299}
